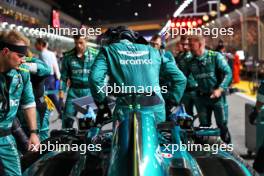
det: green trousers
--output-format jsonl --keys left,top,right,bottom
{"left": 181, "top": 90, "right": 197, "bottom": 117}
{"left": 38, "top": 109, "right": 51, "bottom": 141}
{"left": 62, "top": 88, "right": 91, "bottom": 128}
{"left": 195, "top": 95, "right": 228, "bottom": 127}
{"left": 0, "top": 135, "right": 21, "bottom": 176}
{"left": 195, "top": 95, "right": 230, "bottom": 143}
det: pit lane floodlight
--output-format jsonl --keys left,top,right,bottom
{"left": 0, "top": 22, "right": 8, "bottom": 29}
{"left": 173, "top": 0, "right": 193, "bottom": 17}
{"left": 9, "top": 24, "right": 16, "bottom": 30}
{"left": 159, "top": 0, "right": 193, "bottom": 35}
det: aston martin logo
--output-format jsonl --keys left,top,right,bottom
{"left": 117, "top": 50, "right": 149, "bottom": 57}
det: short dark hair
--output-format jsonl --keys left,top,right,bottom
{"left": 151, "top": 34, "right": 161, "bottom": 41}
{"left": 180, "top": 35, "right": 189, "bottom": 42}
{"left": 73, "top": 34, "right": 86, "bottom": 40}
{"left": 216, "top": 39, "right": 224, "bottom": 51}
{"left": 101, "top": 26, "right": 138, "bottom": 44}
{"left": 36, "top": 38, "right": 47, "bottom": 47}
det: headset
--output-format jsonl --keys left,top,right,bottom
{"left": 99, "top": 26, "right": 147, "bottom": 45}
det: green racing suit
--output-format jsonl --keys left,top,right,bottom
{"left": 60, "top": 48, "right": 98, "bottom": 128}
{"left": 0, "top": 65, "right": 35, "bottom": 176}
{"left": 187, "top": 49, "right": 232, "bottom": 143}
{"left": 176, "top": 51, "right": 198, "bottom": 117}
{"left": 17, "top": 57, "right": 51, "bottom": 141}
{"left": 89, "top": 39, "right": 186, "bottom": 124}
{"left": 163, "top": 50, "right": 175, "bottom": 63}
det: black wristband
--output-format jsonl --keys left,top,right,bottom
{"left": 29, "top": 129, "right": 39, "bottom": 134}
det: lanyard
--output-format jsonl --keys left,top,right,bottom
{"left": 0, "top": 74, "right": 8, "bottom": 95}
{"left": 0, "top": 74, "right": 8, "bottom": 112}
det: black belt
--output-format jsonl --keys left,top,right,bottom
{"left": 185, "top": 87, "right": 197, "bottom": 92}
{"left": 119, "top": 95, "right": 163, "bottom": 107}
{"left": 197, "top": 91, "right": 212, "bottom": 97}
{"left": 0, "top": 128, "right": 11, "bottom": 137}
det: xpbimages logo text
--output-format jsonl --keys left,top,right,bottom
{"left": 97, "top": 83, "right": 168, "bottom": 96}
{"left": 162, "top": 142, "right": 234, "bottom": 155}
{"left": 34, "top": 25, "right": 102, "bottom": 38}
{"left": 30, "top": 141, "right": 102, "bottom": 155}
{"left": 168, "top": 26, "right": 234, "bottom": 39}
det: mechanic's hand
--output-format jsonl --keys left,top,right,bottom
{"left": 28, "top": 133, "right": 40, "bottom": 152}
{"left": 210, "top": 88, "right": 223, "bottom": 99}
{"left": 249, "top": 107, "right": 258, "bottom": 125}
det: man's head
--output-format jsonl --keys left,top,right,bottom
{"left": 189, "top": 35, "right": 206, "bottom": 56}
{"left": 216, "top": 39, "right": 225, "bottom": 53}
{"left": 73, "top": 35, "right": 86, "bottom": 54}
{"left": 35, "top": 38, "right": 47, "bottom": 52}
{"left": 180, "top": 35, "right": 190, "bottom": 52}
{"left": 101, "top": 26, "right": 139, "bottom": 45}
{"left": 0, "top": 30, "right": 29, "bottom": 71}
{"left": 175, "top": 41, "right": 183, "bottom": 54}
{"left": 150, "top": 34, "right": 162, "bottom": 49}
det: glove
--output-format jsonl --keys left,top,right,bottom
{"left": 228, "top": 87, "right": 239, "bottom": 94}
{"left": 95, "top": 100, "right": 112, "bottom": 125}
{"left": 249, "top": 107, "right": 258, "bottom": 125}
